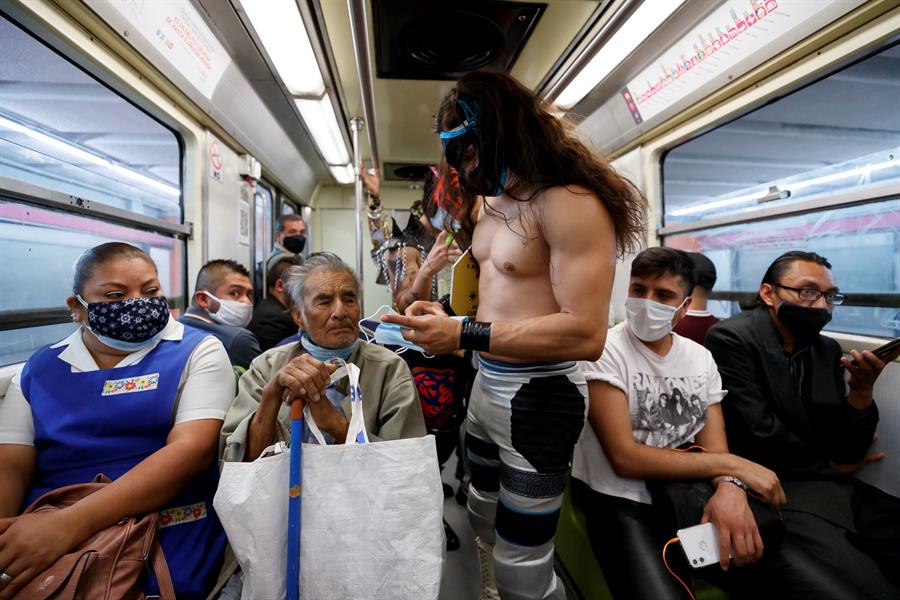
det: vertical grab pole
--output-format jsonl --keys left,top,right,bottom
{"left": 351, "top": 116, "right": 365, "bottom": 314}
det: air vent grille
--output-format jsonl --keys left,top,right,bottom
{"left": 374, "top": 1, "right": 545, "bottom": 80}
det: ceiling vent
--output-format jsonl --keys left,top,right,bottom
{"left": 373, "top": 1, "right": 546, "bottom": 80}
{"left": 384, "top": 162, "right": 435, "bottom": 182}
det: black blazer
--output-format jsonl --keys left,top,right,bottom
{"left": 705, "top": 305, "right": 878, "bottom": 479}
{"left": 706, "top": 306, "right": 879, "bottom": 527}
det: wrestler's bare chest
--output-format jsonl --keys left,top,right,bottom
{"left": 471, "top": 199, "right": 549, "bottom": 279}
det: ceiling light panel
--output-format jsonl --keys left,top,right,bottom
{"left": 555, "top": 0, "right": 687, "bottom": 110}
{"left": 294, "top": 94, "right": 350, "bottom": 165}
{"left": 330, "top": 163, "right": 355, "bottom": 184}
{"left": 241, "top": 0, "right": 325, "bottom": 96}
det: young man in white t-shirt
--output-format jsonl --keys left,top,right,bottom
{"left": 572, "top": 247, "right": 786, "bottom": 600}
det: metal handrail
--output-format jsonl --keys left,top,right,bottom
{"left": 347, "top": 0, "right": 380, "bottom": 167}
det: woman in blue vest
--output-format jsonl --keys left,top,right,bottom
{"left": 0, "top": 242, "right": 234, "bottom": 599}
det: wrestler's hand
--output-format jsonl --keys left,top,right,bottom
{"left": 380, "top": 312, "right": 462, "bottom": 355}
{"left": 404, "top": 301, "right": 448, "bottom": 317}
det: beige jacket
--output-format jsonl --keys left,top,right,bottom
{"left": 210, "top": 341, "right": 427, "bottom": 597}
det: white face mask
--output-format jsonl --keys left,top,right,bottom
{"left": 202, "top": 291, "right": 253, "bottom": 328}
{"left": 625, "top": 297, "right": 686, "bottom": 342}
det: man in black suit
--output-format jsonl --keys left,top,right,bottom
{"left": 706, "top": 250, "right": 900, "bottom": 599}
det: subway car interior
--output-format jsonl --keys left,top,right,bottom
{"left": 0, "top": 1, "right": 898, "bottom": 599}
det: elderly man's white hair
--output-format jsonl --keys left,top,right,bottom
{"left": 282, "top": 252, "right": 360, "bottom": 309}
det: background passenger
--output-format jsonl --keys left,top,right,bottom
{"left": 180, "top": 259, "right": 261, "bottom": 369}
{"left": 361, "top": 163, "right": 472, "bottom": 551}
{"left": 273, "top": 213, "right": 307, "bottom": 256}
{"left": 0, "top": 242, "right": 233, "bottom": 600}
{"left": 673, "top": 251, "right": 720, "bottom": 344}
{"left": 248, "top": 253, "right": 302, "bottom": 351}
{"left": 706, "top": 250, "right": 900, "bottom": 599}
{"left": 574, "top": 247, "right": 784, "bottom": 600}
{"left": 214, "top": 253, "right": 426, "bottom": 598}
{"left": 254, "top": 214, "right": 306, "bottom": 301}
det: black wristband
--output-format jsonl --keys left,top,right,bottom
{"left": 460, "top": 320, "right": 491, "bottom": 352}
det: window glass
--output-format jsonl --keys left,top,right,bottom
{"left": 663, "top": 44, "right": 900, "bottom": 225}
{"left": 0, "top": 15, "right": 181, "bottom": 222}
{"left": 666, "top": 200, "right": 900, "bottom": 338}
{"left": 255, "top": 184, "right": 273, "bottom": 265}
{"left": 0, "top": 199, "right": 185, "bottom": 315}
{"left": 0, "top": 323, "right": 77, "bottom": 367}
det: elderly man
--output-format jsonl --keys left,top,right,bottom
{"left": 213, "top": 253, "right": 426, "bottom": 599}
{"left": 222, "top": 252, "right": 426, "bottom": 461}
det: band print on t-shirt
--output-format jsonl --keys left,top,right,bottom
{"left": 630, "top": 372, "right": 708, "bottom": 447}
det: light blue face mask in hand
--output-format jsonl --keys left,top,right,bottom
{"left": 359, "top": 305, "right": 465, "bottom": 355}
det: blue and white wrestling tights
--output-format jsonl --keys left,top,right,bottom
{"left": 466, "top": 355, "right": 588, "bottom": 600}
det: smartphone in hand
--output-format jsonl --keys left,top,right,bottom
{"left": 872, "top": 337, "right": 900, "bottom": 361}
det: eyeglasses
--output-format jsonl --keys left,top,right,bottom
{"left": 773, "top": 284, "right": 845, "bottom": 306}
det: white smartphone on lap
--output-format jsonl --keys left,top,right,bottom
{"left": 677, "top": 522, "right": 731, "bottom": 569}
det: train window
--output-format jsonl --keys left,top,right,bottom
{"left": 0, "top": 199, "right": 186, "bottom": 365}
{"left": 666, "top": 200, "right": 900, "bottom": 338}
{"left": 661, "top": 43, "right": 900, "bottom": 339}
{"left": 0, "top": 323, "right": 78, "bottom": 368}
{"left": 0, "top": 15, "right": 182, "bottom": 222}
{"left": 663, "top": 44, "right": 899, "bottom": 226}
{"left": 0, "top": 13, "right": 187, "bottom": 366}
{"left": 254, "top": 183, "right": 274, "bottom": 265}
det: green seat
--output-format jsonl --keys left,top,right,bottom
{"left": 555, "top": 479, "right": 733, "bottom": 600}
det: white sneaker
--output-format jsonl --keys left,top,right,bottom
{"left": 475, "top": 536, "right": 501, "bottom": 600}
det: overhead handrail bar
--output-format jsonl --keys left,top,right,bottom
{"left": 347, "top": 0, "right": 380, "bottom": 167}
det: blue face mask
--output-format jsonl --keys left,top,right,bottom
{"left": 300, "top": 331, "right": 359, "bottom": 361}
{"left": 361, "top": 305, "right": 466, "bottom": 355}
{"left": 429, "top": 204, "right": 462, "bottom": 232}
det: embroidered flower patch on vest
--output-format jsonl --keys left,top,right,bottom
{"left": 159, "top": 502, "right": 207, "bottom": 528}
{"left": 101, "top": 373, "right": 160, "bottom": 396}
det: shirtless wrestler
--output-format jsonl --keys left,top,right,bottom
{"left": 382, "top": 71, "right": 646, "bottom": 600}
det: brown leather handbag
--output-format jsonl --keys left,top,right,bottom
{"left": 13, "top": 475, "right": 175, "bottom": 600}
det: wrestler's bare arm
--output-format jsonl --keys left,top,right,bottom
{"left": 485, "top": 188, "right": 616, "bottom": 361}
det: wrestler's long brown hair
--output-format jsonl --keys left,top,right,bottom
{"left": 435, "top": 71, "right": 647, "bottom": 257}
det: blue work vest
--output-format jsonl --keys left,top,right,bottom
{"left": 20, "top": 327, "right": 227, "bottom": 600}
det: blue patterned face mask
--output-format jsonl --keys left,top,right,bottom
{"left": 77, "top": 295, "right": 169, "bottom": 351}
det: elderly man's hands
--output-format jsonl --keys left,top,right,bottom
{"left": 271, "top": 354, "right": 336, "bottom": 403}
{"left": 262, "top": 355, "right": 349, "bottom": 443}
